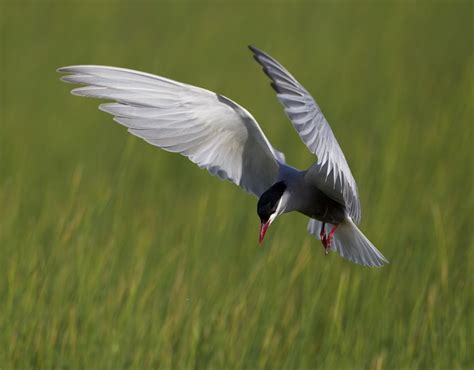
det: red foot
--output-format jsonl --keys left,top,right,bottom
{"left": 320, "top": 223, "right": 338, "bottom": 255}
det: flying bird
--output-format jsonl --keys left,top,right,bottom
{"left": 58, "top": 45, "right": 388, "bottom": 267}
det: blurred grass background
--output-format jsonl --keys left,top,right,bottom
{"left": 0, "top": 0, "right": 473, "bottom": 369}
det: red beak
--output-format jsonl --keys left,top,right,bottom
{"left": 259, "top": 221, "right": 270, "bottom": 244}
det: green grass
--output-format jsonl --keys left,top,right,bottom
{"left": 1, "top": 1, "right": 473, "bottom": 369}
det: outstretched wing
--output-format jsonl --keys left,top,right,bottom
{"left": 249, "top": 46, "right": 361, "bottom": 223}
{"left": 58, "top": 65, "right": 285, "bottom": 197}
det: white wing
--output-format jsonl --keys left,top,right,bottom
{"left": 249, "top": 46, "right": 361, "bottom": 223}
{"left": 58, "top": 65, "right": 284, "bottom": 197}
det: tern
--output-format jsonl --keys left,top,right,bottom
{"left": 58, "top": 45, "right": 389, "bottom": 267}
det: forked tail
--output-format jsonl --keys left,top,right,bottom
{"left": 308, "top": 217, "right": 389, "bottom": 267}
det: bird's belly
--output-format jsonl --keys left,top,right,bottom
{"left": 300, "top": 204, "right": 346, "bottom": 224}
{"left": 297, "top": 188, "right": 346, "bottom": 224}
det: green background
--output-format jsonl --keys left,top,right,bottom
{"left": 1, "top": 1, "right": 472, "bottom": 369}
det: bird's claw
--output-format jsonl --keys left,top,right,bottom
{"left": 321, "top": 234, "right": 331, "bottom": 255}
{"left": 323, "top": 236, "right": 332, "bottom": 255}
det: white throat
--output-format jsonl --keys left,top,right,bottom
{"left": 268, "top": 192, "right": 289, "bottom": 224}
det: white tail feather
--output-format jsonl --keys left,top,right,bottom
{"left": 308, "top": 217, "right": 388, "bottom": 267}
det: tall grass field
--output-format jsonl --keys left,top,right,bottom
{"left": 0, "top": 1, "right": 472, "bottom": 369}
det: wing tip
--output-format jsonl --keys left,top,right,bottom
{"left": 248, "top": 45, "right": 269, "bottom": 59}
{"left": 248, "top": 46, "right": 281, "bottom": 91}
{"left": 248, "top": 44, "right": 258, "bottom": 53}
{"left": 57, "top": 65, "right": 119, "bottom": 75}
{"left": 248, "top": 45, "right": 269, "bottom": 65}
{"left": 59, "top": 75, "right": 84, "bottom": 84}
{"left": 57, "top": 66, "right": 70, "bottom": 73}
{"left": 70, "top": 88, "right": 86, "bottom": 97}
{"left": 98, "top": 102, "right": 119, "bottom": 114}
{"left": 70, "top": 86, "right": 105, "bottom": 97}
{"left": 57, "top": 65, "right": 85, "bottom": 74}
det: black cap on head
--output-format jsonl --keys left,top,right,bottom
{"left": 257, "top": 182, "right": 286, "bottom": 223}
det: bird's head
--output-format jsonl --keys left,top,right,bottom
{"left": 257, "top": 181, "right": 287, "bottom": 243}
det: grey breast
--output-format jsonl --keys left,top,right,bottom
{"left": 282, "top": 165, "right": 346, "bottom": 224}
{"left": 303, "top": 185, "right": 347, "bottom": 224}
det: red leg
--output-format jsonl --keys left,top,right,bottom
{"left": 319, "top": 222, "right": 326, "bottom": 243}
{"left": 325, "top": 224, "right": 339, "bottom": 254}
